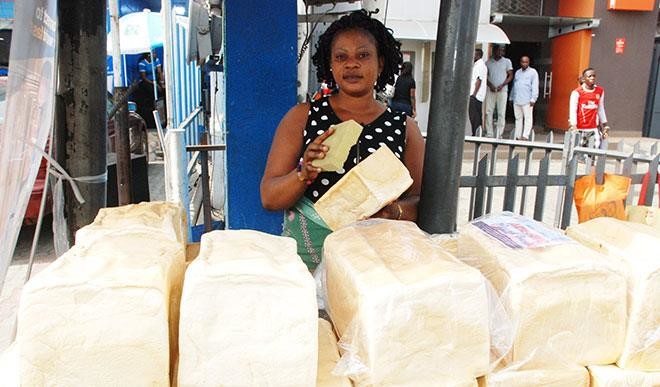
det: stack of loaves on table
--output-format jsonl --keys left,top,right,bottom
{"left": 1, "top": 201, "right": 659, "bottom": 386}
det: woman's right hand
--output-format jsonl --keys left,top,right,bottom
{"left": 300, "top": 127, "right": 334, "bottom": 182}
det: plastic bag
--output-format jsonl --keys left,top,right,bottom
{"left": 320, "top": 219, "right": 511, "bottom": 385}
{"left": 457, "top": 212, "right": 628, "bottom": 367}
{"left": 573, "top": 173, "right": 631, "bottom": 223}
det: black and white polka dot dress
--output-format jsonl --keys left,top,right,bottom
{"left": 301, "top": 96, "right": 407, "bottom": 203}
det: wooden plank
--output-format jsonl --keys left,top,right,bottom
{"left": 534, "top": 154, "right": 550, "bottom": 221}
{"left": 503, "top": 154, "right": 519, "bottom": 212}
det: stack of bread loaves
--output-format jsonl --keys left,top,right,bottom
{"left": 457, "top": 213, "right": 628, "bottom": 368}
{"left": 177, "top": 230, "right": 318, "bottom": 386}
{"left": 16, "top": 202, "right": 186, "bottom": 386}
{"left": 323, "top": 219, "right": 490, "bottom": 386}
{"left": 566, "top": 217, "right": 660, "bottom": 382}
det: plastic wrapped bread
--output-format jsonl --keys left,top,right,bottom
{"left": 566, "top": 217, "right": 660, "bottom": 371}
{"left": 75, "top": 201, "right": 187, "bottom": 245}
{"left": 178, "top": 230, "right": 317, "bottom": 387}
{"left": 478, "top": 348, "right": 589, "bottom": 387}
{"left": 627, "top": 205, "right": 660, "bottom": 230}
{"left": 0, "top": 343, "right": 19, "bottom": 387}
{"left": 323, "top": 220, "right": 491, "bottom": 386}
{"left": 479, "top": 368, "right": 589, "bottom": 387}
{"left": 312, "top": 119, "right": 363, "bottom": 171}
{"left": 318, "top": 319, "right": 352, "bottom": 387}
{"left": 588, "top": 365, "right": 660, "bottom": 387}
{"left": 457, "top": 212, "right": 627, "bottom": 366}
{"left": 16, "top": 233, "right": 185, "bottom": 386}
{"left": 314, "top": 145, "right": 413, "bottom": 230}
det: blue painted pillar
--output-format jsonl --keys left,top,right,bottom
{"left": 224, "top": 1, "right": 297, "bottom": 233}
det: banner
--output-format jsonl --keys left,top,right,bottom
{"left": 0, "top": 0, "right": 57, "bottom": 289}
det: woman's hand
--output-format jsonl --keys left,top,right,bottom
{"left": 300, "top": 127, "right": 334, "bottom": 182}
{"left": 371, "top": 201, "right": 402, "bottom": 220}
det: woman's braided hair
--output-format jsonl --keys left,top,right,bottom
{"left": 311, "top": 9, "right": 402, "bottom": 92}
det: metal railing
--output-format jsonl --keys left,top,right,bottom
{"left": 461, "top": 132, "right": 660, "bottom": 229}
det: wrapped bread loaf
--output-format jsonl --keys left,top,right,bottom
{"left": 178, "top": 230, "right": 318, "bottom": 386}
{"left": 479, "top": 368, "right": 589, "bottom": 387}
{"left": 318, "top": 319, "right": 352, "bottom": 387}
{"left": 75, "top": 201, "right": 187, "bottom": 245}
{"left": 627, "top": 205, "right": 660, "bottom": 230}
{"left": 588, "top": 364, "right": 660, "bottom": 387}
{"left": 457, "top": 212, "right": 627, "bottom": 366}
{"left": 17, "top": 233, "right": 185, "bottom": 386}
{"left": 323, "top": 220, "right": 490, "bottom": 386}
{"left": 566, "top": 217, "right": 660, "bottom": 371}
{"left": 314, "top": 145, "right": 412, "bottom": 230}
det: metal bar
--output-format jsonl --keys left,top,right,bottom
{"left": 622, "top": 154, "right": 635, "bottom": 205}
{"left": 468, "top": 142, "right": 481, "bottom": 221}
{"left": 461, "top": 174, "right": 582, "bottom": 187}
{"left": 643, "top": 154, "right": 659, "bottom": 206}
{"left": 533, "top": 154, "right": 550, "bottom": 221}
{"left": 503, "top": 154, "right": 519, "bottom": 212}
{"left": 486, "top": 144, "right": 498, "bottom": 213}
{"left": 417, "top": 0, "right": 480, "bottom": 234}
{"left": 595, "top": 154, "right": 606, "bottom": 185}
{"left": 519, "top": 146, "right": 533, "bottom": 214}
{"left": 186, "top": 144, "right": 227, "bottom": 152}
{"left": 473, "top": 155, "right": 489, "bottom": 220}
{"left": 162, "top": 0, "right": 175, "bottom": 130}
{"left": 464, "top": 136, "right": 564, "bottom": 151}
{"left": 199, "top": 133, "right": 213, "bottom": 233}
{"left": 561, "top": 156, "right": 578, "bottom": 229}
{"left": 114, "top": 87, "right": 132, "bottom": 205}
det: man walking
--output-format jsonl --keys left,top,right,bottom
{"left": 485, "top": 45, "right": 513, "bottom": 138}
{"left": 469, "top": 48, "right": 488, "bottom": 136}
{"left": 569, "top": 67, "right": 610, "bottom": 149}
{"left": 510, "top": 56, "right": 539, "bottom": 140}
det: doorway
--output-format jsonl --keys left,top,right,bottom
{"left": 505, "top": 41, "right": 552, "bottom": 130}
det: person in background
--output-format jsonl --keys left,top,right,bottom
{"left": 569, "top": 67, "right": 610, "bottom": 149}
{"left": 469, "top": 48, "right": 488, "bottom": 136}
{"left": 510, "top": 55, "right": 539, "bottom": 141}
{"left": 485, "top": 44, "right": 513, "bottom": 138}
{"left": 135, "top": 51, "right": 163, "bottom": 129}
{"left": 260, "top": 10, "right": 425, "bottom": 271}
{"left": 390, "top": 61, "right": 416, "bottom": 118}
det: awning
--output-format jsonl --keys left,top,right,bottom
{"left": 385, "top": 19, "right": 509, "bottom": 44}
{"left": 491, "top": 13, "right": 600, "bottom": 38}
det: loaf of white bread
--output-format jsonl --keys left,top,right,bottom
{"left": 588, "top": 365, "right": 660, "bottom": 387}
{"left": 314, "top": 145, "right": 413, "bottom": 230}
{"left": 17, "top": 232, "right": 185, "bottom": 386}
{"left": 478, "top": 367, "right": 589, "bottom": 387}
{"left": 627, "top": 205, "right": 660, "bottom": 230}
{"left": 457, "top": 213, "right": 627, "bottom": 366}
{"left": 177, "top": 230, "right": 318, "bottom": 386}
{"left": 317, "top": 319, "right": 352, "bottom": 387}
{"left": 323, "top": 220, "right": 490, "bottom": 386}
{"left": 566, "top": 217, "right": 660, "bottom": 371}
{"left": 14, "top": 202, "right": 186, "bottom": 386}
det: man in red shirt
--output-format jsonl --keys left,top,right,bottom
{"left": 568, "top": 67, "right": 610, "bottom": 149}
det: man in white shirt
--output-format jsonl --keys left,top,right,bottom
{"left": 510, "top": 55, "right": 539, "bottom": 140}
{"left": 469, "top": 48, "right": 488, "bottom": 136}
{"left": 485, "top": 45, "right": 513, "bottom": 138}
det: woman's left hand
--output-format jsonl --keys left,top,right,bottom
{"left": 371, "top": 201, "right": 401, "bottom": 220}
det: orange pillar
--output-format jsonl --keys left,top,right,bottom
{"left": 547, "top": 0, "right": 595, "bottom": 130}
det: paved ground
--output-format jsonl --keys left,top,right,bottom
{"left": 0, "top": 125, "right": 658, "bottom": 353}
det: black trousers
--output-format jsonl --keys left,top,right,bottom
{"left": 469, "top": 96, "right": 483, "bottom": 136}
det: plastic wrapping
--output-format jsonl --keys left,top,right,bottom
{"left": 566, "top": 217, "right": 660, "bottom": 371}
{"left": 478, "top": 348, "right": 589, "bottom": 386}
{"left": 627, "top": 205, "right": 660, "bottom": 230}
{"left": 457, "top": 212, "right": 628, "bottom": 366}
{"left": 321, "top": 219, "right": 505, "bottom": 386}
{"left": 75, "top": 201, "right": 187, "bottom": 246}
{"left": 177, "top": 230, "right": 318, "bottom": 386}
{"left": 588, "top": 365, "right": 660, "bottom": 387}
{"left": 317, "top": 318, "right": 352, "bottom": 387}
{"left": 16, "top": 230, "right": 185, "bottom": 386}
